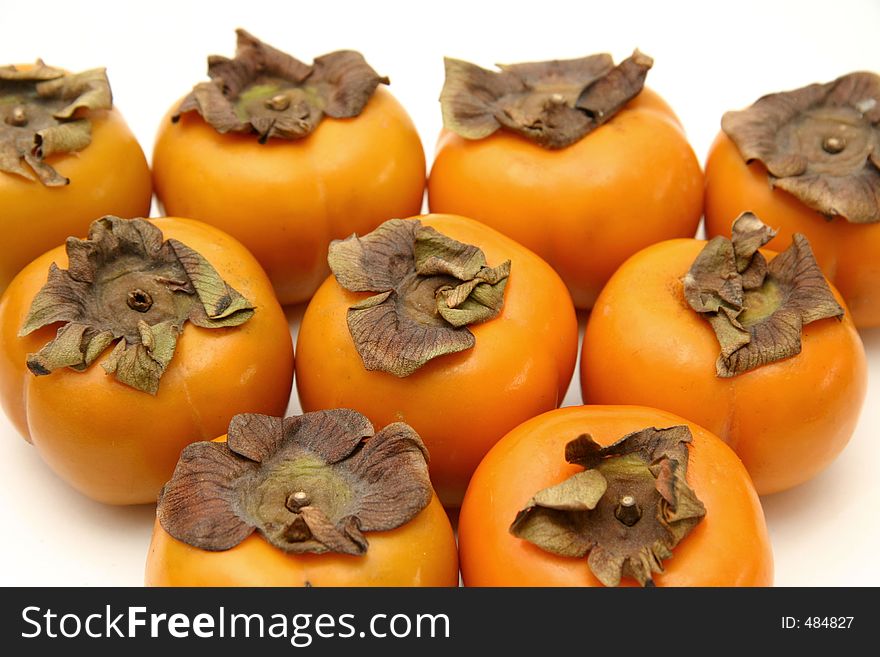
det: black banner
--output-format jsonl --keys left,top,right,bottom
{"left": 0, "top": 587, "right": 869, "bottom": 654}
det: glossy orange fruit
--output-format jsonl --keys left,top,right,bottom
{"left": 459, "top": 405, "right": 773, "bottom": 587}
{"left": 0, "top": 217, "right": 294, "bottom": 504}
{"left": 296, "top": 213, "right": 578, "bottom": 506}
{"left": 1, "top": 106, "right": 151, "bottom": 293}
{"left": 153, "top": 88, "right": 426, "bottom": 306}
{"left": 580, "top": 237, "right": 866, "bottom": 495}
{"left": 147, "top": 483, "right": 458, "bottom": 587}
{"left": 428, "top": 88, "right": 703, "bottom": 309}
{"left": 705, "top": 132, "right": 880, "bottom": 327}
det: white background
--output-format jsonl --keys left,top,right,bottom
{"left": 1, "top": 0, "right": 878, "bottom": 586}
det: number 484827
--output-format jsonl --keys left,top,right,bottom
{"left": 782, "top": 617, "right": 854, "bottom": 629}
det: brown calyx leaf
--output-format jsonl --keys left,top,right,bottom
{"left": 173, "top": 29, "right": 388, "bottom": 142}
{"left": 722, "top": 71, "right": 880, "bottom": 223}
{"left": 510, "top": 426, "right": 705, "bottom": 587}
{"left": 328, "top": 219, "right": 511, "bottom": 377}
{"left": 157, "top": 409, "right": 432, "bottom": 556}
{"left": 683, "top": 212, "right": 844, "bottom": 377}
{"left": 19, "top": 216, "right": 254, "bottom": 395}
{"left": 440, "top": 49, "right": 652, "bottom": 149}
{"left": 0, "top": 62, "right": 112, "bottom": 185}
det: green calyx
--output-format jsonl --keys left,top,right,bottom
{"left": 0, "top": 61, "right": 112, "bottom": 185}
{"left": 328, "top": 219, "right": 511, "bottom": 377}
{"left": 157, "top": 410, "right": 432, "bottom": 556}
{"left": 440, "top": 49, "right": 652, "bottom": 149}
{"left": 510, "top": 425, "right": 706, "bottom": 587}
{"left": 174, "top": 29, "right": 388, "bottom": 142}
{"left": 19, "top": 216, "right": 254, "bottom": 395}
{"left": 722, "top": 71, "right": 880, "bottom": 223}
{"left": 683, "top": 212, "right": 844, "bottom": 377}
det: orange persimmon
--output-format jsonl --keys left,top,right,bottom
{"left": 428, "top": 51, "right": 703, "bottom": 309}
{"left": 146, "top": 411, "right": 459, "bottom": 587}
{"left": 296, "top": 214, "right": 578, "bottom": 507}
{"left": 146, "top": 495, "right": 457, "bottom": 587}
{"left": 704, "top": 71, "right": 880, "bottom": 327}
{"left": 152, "top": 30, "right": 425, "bottom": 306}
{"left": 459, "top": 405, "right": 773, "bottom": 587}
{"left": 0, "top": 63, "right": 151, "bottom": 293}
{"left": 580, "top": 217, "right": 866, "bottom": 495}
{"left": 706, "top": 133, "right": 880, "bottom": 328}
{"left": 0, "top": 216, "right": 293, "bottom": 505}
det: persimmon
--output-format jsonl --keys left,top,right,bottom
{"left": 0, "top": 62, "right": 152, "bottom": 293}
{"left": 0, "top": 216, "right": 293, "bottom": 505}
{"left": 152, "top": 30, "right": 426, "bottom": 306}
{"left": 145, "top": 410, "right": 459, "bottom": 587}
{"left": 459, "top": 405, "right": 773, "bottom": 587}
{"left": 704, "top": 71, "right": 880, "bottom": 327}
{"left": 581, "top": 213, "right": 866, "bottom": 495}
{"left": 427, "top": 50, "right": 703, "bottom": 309}
{"left": 296, "top": 213, "right": 577, "bottom": 507}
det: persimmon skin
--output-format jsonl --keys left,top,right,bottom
{"left": 146, "top": 488, "right": 458, "bottom": 587}
{"left": 427, "top": 88, "right": 704, "bottom": 309}
{"left": 0, "top": 217, "right": 294, "bottom": 505}
{"left": 580, "top": 239, "right": 867, "bottom": 495}
{"left": 295, "top": 214, "right": 578, "bottom": 507}
{"left": 152, "top": 88, "right": 426, "bottom": 306}
{"left": 705, "top": 132, "right": 880, "bottom": 328}
{"left": 459, "top": 405, "right": 773, "bottom": 587}
{"left": 0, "top": 108, "right": 152, "bottom": 294}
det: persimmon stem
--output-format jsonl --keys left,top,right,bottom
{"left": 126, "top": 289, "right": 154, "bottom": 313}
{"left": 615, "top": 495, "right": 642, "bottom": 527}
{"left": 286, "top": 490, "right": 311, "bottom": 511}
{"left": 265, "top": 94, "right": 290, "bottom": 111}
{"left": 6, "top": 106, "right": 27, "bottom": 127}
{"left": 822, "top": 135, "right": 846, "bottom": 154}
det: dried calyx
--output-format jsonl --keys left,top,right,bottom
{"left": 723, "top": 71, "right": 880, "bottom": 223}
{"left": 19, "top": 216, "right": 254, "bottom": 395}
{"left": 328, "top": 219, "right": 511, "bottom": 377}
{"left": 440, "top": 49, "right": 653, "bottom": 149}
{"left": 684, "top": 212, "right": 843, "bottom": 377}
{"left": 157, "top": 409, "right": 432, "bottom": 556}
{"left": 0, "top": 61, "right": 112, "bottom": 185}
{"left": 510, "top": 425, "right": 705, "bottom": 587}
{"left": 174, "top": 29, "right": 388, "bottom": 142}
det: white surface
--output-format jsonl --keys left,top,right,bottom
{"left": 1, "top": 0, "right": 878, "bottom": 586}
